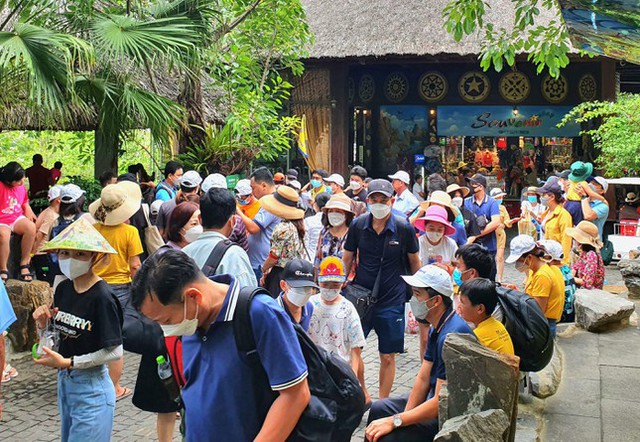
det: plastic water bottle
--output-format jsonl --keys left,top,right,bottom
{"left": 156, "top": 355, "right": 181, "bottom": 405}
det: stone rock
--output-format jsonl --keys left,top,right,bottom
{"left": 434, "top": 409, "right": 510, "bottom": 442}
{"left": 629, "top": 249, "right": 640, "bottom": 260}
{"left": 574, "top": 289, "right": 636, "bottom": 332}
{"left": 530, "top": 343, "right": 563, "bottom": 398}
{"left": 5, "top": 280, "right": 52, "bottom": 352}
{"left": 439, "top": 383, "right": 449, "bottom": 430}
{"left": 618, "top": 259, "right": 640, "bottom": 299}
{"left": 442, "top": 333, "right": 520, "bottom": 442}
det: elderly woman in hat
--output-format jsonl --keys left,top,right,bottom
{"left": 33, "top": 218, "right": 122, "bottom": 441}
{"left": 89, "top": 180, "right": 144, "bottom": 401}
{"left": 567, "top": 221, "right": 605, "bottom": 290}
{"left": 314, "top": 194, "right": 354, "bottom": 270}
{"left": 259, "top": 185, "right": 307, "bottom": 295}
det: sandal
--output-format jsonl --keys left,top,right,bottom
{"left": 115, "top": 386, "right": 133, "bottom": 401}
{"left": 1, "top": 371, "right": 10, "bottom": 383}
{"left": 4, "top": 364, "right": 18, "bottom": 378}
{"left": 18, "top": 265, "right": 33, "bottom": 282}
{"left": 0, "top": 270, "right": 7, "bottom": 284}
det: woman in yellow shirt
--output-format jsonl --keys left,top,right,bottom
{"left": 507, "top": 234, "right": 565, "bottom": 338}
{"left": 537, "top": 178, "right": 573, "bottom": 265}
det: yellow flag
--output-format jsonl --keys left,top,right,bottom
{"left": 297, "top": 114, "right": 309, "bottom": 159}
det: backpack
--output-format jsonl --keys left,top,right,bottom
{"left": 600, "top": 239, "right": 614, "bottom": 266}
{"left": 202, "top": 239, "right": 234, "bottom": 277}
{"left": 155, "top": 181, "right": 175, "bottom": 201}
{"left": 49, "top": 214, "right": 82, "bottom": 271}
{"left": 495, "top": 284, "right": 554, "bottom": 372}
{"left": 233, "top": 287, "right": 365, "bottom": 442}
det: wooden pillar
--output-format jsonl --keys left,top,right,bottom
{"left": 330, "top": 65, "right": 349, "bottom": 175}
{"left": 94, "top": 129, "right": 118, "bottom": 179}
{"left": 601, "top": 58, "right": 617, "bottom": 101}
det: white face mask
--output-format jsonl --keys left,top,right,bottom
{"left": 350, "top": 180, "right": 362, "bottom": 191}
{"left": 410, "top": 297, "right": 430, "bottom": 322}
{"left": 426, "top": 231, "right": 444, "bottom": 243}
{"left": 160, "top": 298, "right": 199, "bottom": 337}
{"left": 59, "top": 258, "right": 92, "bottom": 280}
{"left": 287, "top": 287, "right": 314, "bottom": 307}
{"left": 369, "top": 203, "right": 391, "bottom": 219}
{"left": 451, "top": 197, "right": 463, "bottom": 208}
{"left": 183, "top": 225, "right": 203, "bottom": 243}
{"left": 320, "top": 288, "right": 341, "bottom": 302}
{"left": 328, "top": 212, "right": 346, "bottom": 227}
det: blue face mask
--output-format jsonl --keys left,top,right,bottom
{"left": 496, "top": 199, "right": 503, "bottom": 205}
{"left": 310, "top": 179, "right": 322, "bottom": 189}
{"left": 452, "top": 268, "right": 463, "bottom": 286}
{"left": 325, "top": 186, "right": 333, "bottom": 195}
{"left": 527, "top": 196, "right": 537, "bottom": 204}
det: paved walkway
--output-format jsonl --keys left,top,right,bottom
{"left": 0, "top": 264, "right": 631, "bottom": 441}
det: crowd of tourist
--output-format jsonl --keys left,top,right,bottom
{"left": 0, "top": 156, "right": 614, "bottom": 441}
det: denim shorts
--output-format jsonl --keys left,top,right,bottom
{"left": 361, "top": 302, "right": 405, "bottom": 354}
{"left": 58, "top": 365, "right": 115, "bottom": 442}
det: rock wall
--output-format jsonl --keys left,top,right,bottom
{"left": 5, "top": 280, "right": 52, "bottom": 352}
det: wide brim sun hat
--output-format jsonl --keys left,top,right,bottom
{"left": 40, "top": 217, "right": 116, "bottom": 254}
{"left": 89, "top": 181, "right": 142, "bottom": 226}
{"left": 322, "top": 193, "right": 354, "bottom": 214}
{"left": 415, "top": 205, "right": 456, "bottom": 236}
{"left": 445, "top": 183, "right": 470, "bottom": 198}
{"left": 260, "top": 185, "right": 304, "bottom": 220}
{"left": 566, "top": 221, "right": 603, "bottom": 249}
{"left": 419, "top": 191, "right": 460, "bottom": 222}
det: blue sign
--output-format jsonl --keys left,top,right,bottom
{"left": 414, "top": 154, "right": 425, "bottom": 164}
{"left": 437, "top": 106, "right": 581, "bottom": 137}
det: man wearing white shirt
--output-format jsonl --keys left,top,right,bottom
{"left": 389, "top": 170, "right": 419, "bottom": 217}
{"left": 412, "top": 174, "right": 426, "bottom": 202}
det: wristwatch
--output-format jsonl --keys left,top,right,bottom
{"left": 392, "top": 414, "right": 403, "bottom": 428}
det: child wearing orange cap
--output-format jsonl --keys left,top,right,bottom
{"left": 309, "top": 256, "right": 370, "bottom": 405}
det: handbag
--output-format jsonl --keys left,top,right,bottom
{"left": 142, "top": 203, "right": 165, "bottom": 254}
{"left": 518, "top": 211, "right": 537, "bottom": 238}
{"left": 343, "top": 229, "right": 390, "bottom": 321}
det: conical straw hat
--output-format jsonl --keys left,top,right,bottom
{"left": 40, "top": 217, "right": 117, "bottom": 254}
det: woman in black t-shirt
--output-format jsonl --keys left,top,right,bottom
{"left": 33, "top": 218, "right": 122, "bottom": 442}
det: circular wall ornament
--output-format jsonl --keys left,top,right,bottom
{"left": 541, "top": 74, "right": 569, "bottom": 103}
{"left": 358, "top": 74, "right": 375, "bottom": 102}
{"left": 578, "top": 74, "right": 597, "bottom": 101}
{"left": 458, "top": 71, "right": 491, "bottom": 103}
{"left": 499, "top": 71, "right": 530, "bottom": 103}
{"left": 418, "top": 71, "right": 448, "bottom": 102}
{"left": 384, "top": 72, "right": 409, "bottom": 103}
{"left": 348, "top": 77, "right": 355, "bottom": 103}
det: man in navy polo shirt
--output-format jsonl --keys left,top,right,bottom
{"left": 463, "top": 174, "right": 501, "bottom": 253}
{"left": 343, "top": 179, "right": 421, "bottom": 399}
{"left": 131, "top": 249, "right": 310, "bottom": 441}
{"left": 277, "top": 258, "right": 318, "bottom": 331}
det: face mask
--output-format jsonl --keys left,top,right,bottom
{"left": 325, "top": 186, "right": 333, "bottom": 195}
{"left": 237, "top": 196, "right": 250, "bottom": 206}
{"left": 540, "top": 196, "right": 550, "bottom": 206}
{"left": 320, "top": 288, "right": 341, "bottom": 302}
{"left": 59, "top": 258, "right": 92, "bottom": 280}
{"left": 452, "top": 197, "right": 463, "bottom": 208}
{"left": 160, "top": 298, "right": 199, "bottom": 337}
{"left": 496, "top": 199, "right": 503, "bottom": 205}
{"left": 452, "top": 268, "right": 463, "bottom": 286}
{"left": 527, "top": 196, "right": 537, "bottom": 204}
{"left": 183, "top": 225, "right": 203, "bottom": 243}
{"left": 350, "top": 180, "right": 362, "bottom": 191}
{"left": 589, "top": 183, "right": 598, "bottom": 193}
{"left": 369, "top": 203, "right": 391, "bottom": 219}
{"left": 410, "top": 297, "right": 430, "bottom": 321}
{"left": 328, "top": 212, "right": 346, "bottom": 227}
{"left": 426, "top": 231, "right": 444, "bottom": 243}
{"left": 287, "top": 287, "right": 313, "bottom": 307}
{"left": 515, "top": 256, "right": 530, "bottom": 273}
{"left": 310, "top": 179, "right": 322, "bottom": 189}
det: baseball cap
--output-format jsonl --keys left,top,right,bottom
{"left": 588, "top": 176, "right": 608, "bottom": 193}
{"left": 318, "top": 256, "right": 347, "bottom": 283}
{"left": 60, "top": 184, "right": 85, "bottom": 203}
{"left": 538, "top": 239, "right": 564, "bottom": 261}
{"left": 234, "top": 179, "right": 252, "bottom": 196}
{"left": 505, "top": 234, "right": 537, "bottom": 263}
{"left": 555, "top": 169, "right": 571, "bottom": 180}
{"left": 490, "top": 188, "right": 506, "bottom": 199}
{"left": 286, "top": 169, "right": 299, "bottom": 180}
{"left": 467, "top": 173, "right": 487, "bottom": 188}
{"left": 48, "top": 185, "right": 63, "bottom": 201}
{"left": 288, "top": 180, "right": 302, "bottom": 191}
{"left": 388, "top": 170, "right": 410, "bottom": 185}
{"left": 401, "top": 265, "right": 453, "bottom": 298}
{"left": 367, "top": 179, "right": 393, "bottom": 198}
{"left": 535, "top": 177, "right": 562, "bottom": 195}
{"left": 274, "top": 172, "right": 285, "bottom": 183}
{"left": 150, "top": 199, "right": 164, "bottom": 216}
{"left": 201, "top": 173, "right": 227, "bottom": 193}
{"left": 325, "top": 173, "right": 345, "bottom": 188}
{"left": 180, "top": 170, "right": 203, "bottom": 188}
{"left": 282, "top": 258, "right": 319, "bottom": 289}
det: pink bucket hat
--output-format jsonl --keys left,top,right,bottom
{"left": 415, "top": 205, "right": 456, "bottom": 235}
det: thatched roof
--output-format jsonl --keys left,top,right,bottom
{"left": 301, "top": 0, "right": 569, "bottom": 59}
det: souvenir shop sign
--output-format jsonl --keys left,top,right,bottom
{"left": 437, "top": 106, "right": 581, "bottom": 137}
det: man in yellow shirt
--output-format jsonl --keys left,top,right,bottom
{"left": 537, "top": 178, "right": 573, "bottom": 265}
{"left": 457, "top": 278, "right": 514, "bottom": 355}
{"left": 235, "top": 179, "right": 261, "bottom": 219}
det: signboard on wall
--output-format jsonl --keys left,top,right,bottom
{"left": 437, "top": 106, "right": 581, "bottom": 137}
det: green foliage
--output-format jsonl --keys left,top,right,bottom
{"left": 560, "top": 93, "right": 640, "bottom": 177}
{"left": 443, "top": 0, "right": 575, "bottom": 77}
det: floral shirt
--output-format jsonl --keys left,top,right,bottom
{"left": 270, "top": 220, "right": 306, "bottom": 267}
{"left": 314, "top": 226, "right": 347, "bottom": 267}
{"left": 572, "top": 250, "right": 605, "bottom": 290}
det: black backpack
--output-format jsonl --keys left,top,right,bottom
{"left": 495, "top": 285, "right": 554, "bottom": 372}
{"left": 49, "top": 214, "right": 83, "bottom": 271}
{"left": 233, "top": 287, "right": 365, "bottom": 442}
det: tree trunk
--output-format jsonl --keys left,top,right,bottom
{"left": 177, "top": 71, "right": 207, "bottom": 154}
{"left": 94, "top": 128, "right": 118, "bottom": 179}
